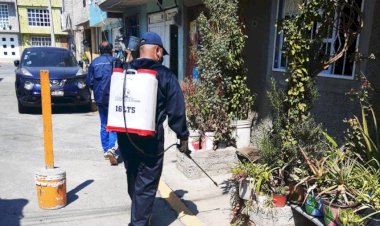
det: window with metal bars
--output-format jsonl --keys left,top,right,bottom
{"left": 272, "top": 0, "right": 363, "bottom": 79}
{"left": 27, "top": 8, "right": 50, "bottom": 27}
{"left": 0, "top": 4, "right": 9, "bottom": 28}
{"left": 31, "top": 36, "right": 51, "bottom": 46}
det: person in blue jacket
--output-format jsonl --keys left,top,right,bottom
{"left": 115, "top": 32, "right": 190, "bottom": 226}
{"left": 86, "top": 41, "right": 119, "bottom": 165}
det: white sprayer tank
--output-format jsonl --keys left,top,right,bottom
{"left": 107, "top": 68, "right": 158, "bottom": 136}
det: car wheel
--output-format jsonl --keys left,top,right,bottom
{"left": 18, "top": 101, "right": 29, "bottom": 114}
{"left": 80, "top": 102, "right": 92, "bottom": 113}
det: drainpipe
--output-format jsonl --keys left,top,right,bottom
{"left": 48, "top": 0, "right": 56, "bottom": 46}
{"left": 15, "top": 0, "right": 23, "bottom": 51}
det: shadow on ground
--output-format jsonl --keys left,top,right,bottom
{"left": 67, "top": 179, "right": 94, "bottom": 206}
{"left": 0, "top": 198, "right": 28, "bottom": 226}
{"left": 19, "top": 101, "right": 97, "bottom": 115}
{"left": 174, "top": 189, "right": 199, "bottom": 215}
{"left": 152, "top": 198, "right": 179, "bottom": 226}
{"left": 22, "top": 106, "right": 94, "bottom": 115}
{"left": 220, "top": 179, "right": 234, "bottom": 195}
{"left": 151, "top": 189, "right": 200, "bottom": 225}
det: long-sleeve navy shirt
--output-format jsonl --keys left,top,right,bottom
{"left": 86, "top": 54, "right": 116, "bottom": 106}
{"left": 103, "top": 58, "right": 189, "bottom": 154}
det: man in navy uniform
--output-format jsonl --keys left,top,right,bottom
{"left": 115, "top": 32, "right": 189, "bottom": 226}
{"left": 86, "top": 41, "right": 119, "bottom": 165}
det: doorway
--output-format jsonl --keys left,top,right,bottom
{"left": 148, "top": 8, "right": 179, "bottom": 75}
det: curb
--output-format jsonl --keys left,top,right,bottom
{"left": 158, "top": 180, "right": 204, "bottom": 226}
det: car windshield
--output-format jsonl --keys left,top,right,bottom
{"left": 22, "top": 48, "right": 77, "bottom": 67}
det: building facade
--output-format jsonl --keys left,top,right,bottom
{"left": 241, "top": 0, "right": 379, "bottom": 141}
{"left": 71, "top": 0, "right": 90, "bottom": 61}
{"left": 61, "top": 0, "right": 74, "bottom": 53}
{"left": 99, "top": 0, "right": 196, "bottom": 81}
{"left": 98, "top": 0, "right": 380, "bottom": 142}
{"left": 0, "top": 0, "right": 20, "bottom": 61}
{"left": 17, "top": 0, "right": 68, "bottom": 50}
{"left": 89, "top": 1, "right": 122, "bottom": 59}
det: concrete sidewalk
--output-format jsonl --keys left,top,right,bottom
{"left": 159, "top": 147, "right": 232, "bottom": 226}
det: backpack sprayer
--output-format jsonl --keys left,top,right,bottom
{"left": 106, "top": 38, "right": 218, "bottom": 186}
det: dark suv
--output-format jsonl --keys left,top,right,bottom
{"left": 14, "top": 47, "right": 91, "bottom": 113}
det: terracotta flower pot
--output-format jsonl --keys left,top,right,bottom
{"left": 272, "top": 194, "right": 287, "bottom": 207}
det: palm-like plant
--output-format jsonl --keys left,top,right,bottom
{"left": 346, "top": 105, "right": 380, "bottom": 165}
{"left": 317, "top": 150, "right": 364, "bottom": 206}
{"left": 354, "top": 160, "right": 380, "bottom": 210}
{"left": 231, "top": 162, "right": 274, "bottom": 195}
{"left": 295, "top": 147, "right": 327, "bottom": 188}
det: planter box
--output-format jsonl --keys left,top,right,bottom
{"left": 176, "top": 147, "right": 237, "bottom": 179}
{"left": 250, "top": 205, "right": 295, "bottom": 226}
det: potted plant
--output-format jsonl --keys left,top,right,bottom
{"left": 343, "top": 77, "right": 380, "bottom": 225}
{"left": 267, "top": 165, "right": 290, "bottom": 207}
{"left": 271, "top": 185, "right": 290, "bottom": 207}
{"left": 182, "top": 80, "right": 202, "bottom": 151}
{"left": 229, "top": 75, "right": 255, "bottom": 148}
{"left": 195, "top": 0, "right": 254, "bottom": 147}
{"left": 316, "top": 150, "right": 364, "bottom": 226}
{"left": 230, "top": 162, "right": 273, "bottom": 202}
{"left": 344, "top": 76, "right": 380, "bottom": 167}
{"left": 182, "top": 80, "right": 201, "bottom": 130}
{"left": 288, "top": 146, "right": 328, "bottom": 207}
{"left": 189, "top": 135, "right": 201, "bottom": 152}
{"left": 304, "top": 191, "right": 324, "bottom": 217}
{"left": 353, "top": 160, "right": 380, "bottom": 225}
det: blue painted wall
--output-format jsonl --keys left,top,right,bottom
{"left": 122, "top": 0, "right": 185, "bottom": 81}
{"left": 89, "top": 3, "right": 107, "bottom": 26}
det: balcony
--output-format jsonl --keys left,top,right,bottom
{"left": 98, "top": 0, "right": 149, "bottom": 13}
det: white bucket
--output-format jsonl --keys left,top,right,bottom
{"left": 201, "top": 132, "right": 214, "bottom": 151}
{"left": 231, "top": 119, "right": 251, "bottom": 148}
{"left": 188, "top": 130, "right": 200, "bottom": 152}
{"left": 239, "top": 178, "right": 254, "bottom": 200}
{"left": 107, "top": 68, "right": 158, "bottom": 136}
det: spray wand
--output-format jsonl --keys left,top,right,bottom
{"left": 120, "top": 58, "right": 218, "bottom": 187}
{"left": 177, "top": 145, "right": 218, "bottom": 187}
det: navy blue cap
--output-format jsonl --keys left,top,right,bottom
{"left": 140, "top": 32, "right": 169, "bottom": 55}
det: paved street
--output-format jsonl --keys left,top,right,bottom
{"left": 0, "top": 62, "right": 232, "bottom": 226}
{"left": 0, "top": 62, "right": 182, "bottom": 226}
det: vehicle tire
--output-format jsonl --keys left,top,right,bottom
{"left": 18, "top": 101, "right": 29, "bottom": 114}
{"left": 80, "top": 102, "right": 92, "bottom": 113}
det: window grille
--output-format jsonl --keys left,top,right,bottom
{"left": 0, "top": 4, "right": 9, "bottom": 28}
{"left": 273, "top": 0, "right": 363, "bottom": 79}
{"left": 28, "top": 8, "right": 50, "bottom": 27}
{"left": 31, "top": 36, "right": 51, "bottom": 46}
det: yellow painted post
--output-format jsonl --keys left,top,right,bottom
{"left": 40, "top": 70, "right": 54, "bottom": 169}
{"left": 36, "top": 70, "right": 67, "bottom": 209}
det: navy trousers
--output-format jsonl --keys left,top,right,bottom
{"left": 97, "top": 104, "right": 117, "bottom": 153}
{"left": 117, "top": 133, "right": 164, "bottom": 226}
